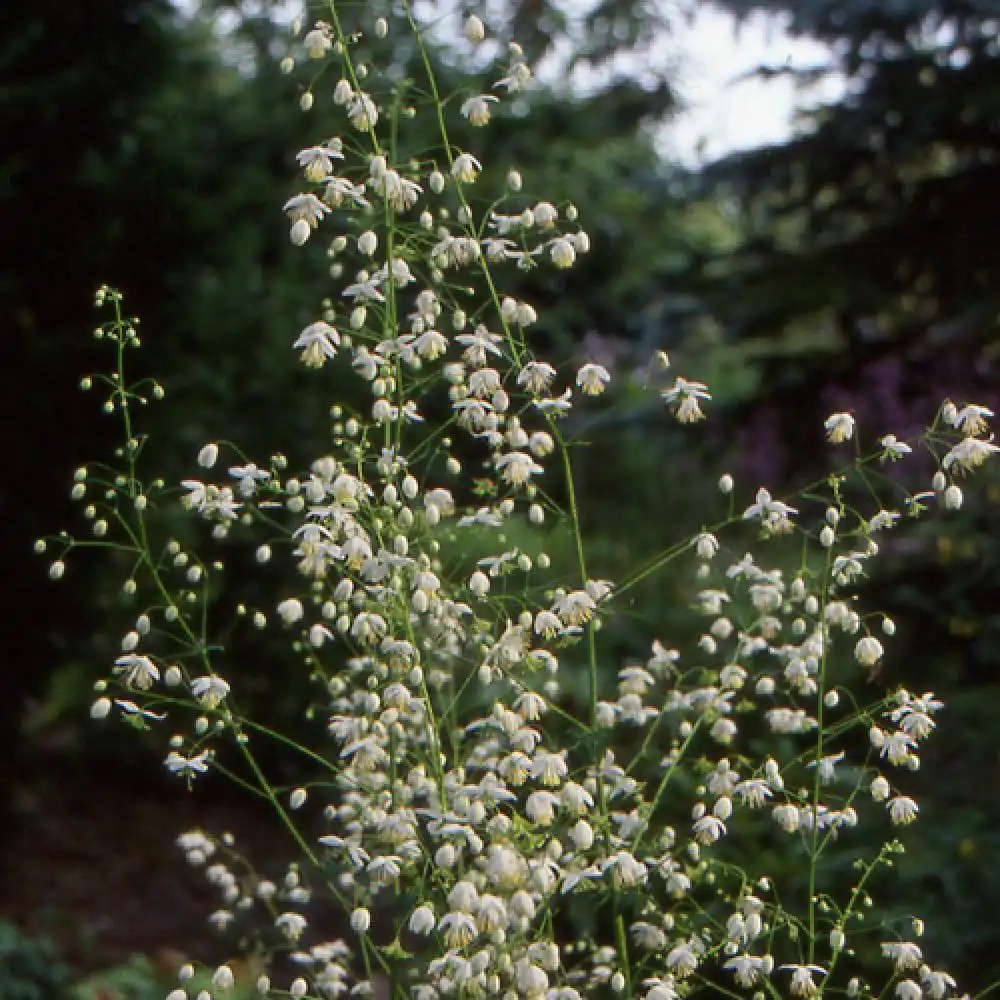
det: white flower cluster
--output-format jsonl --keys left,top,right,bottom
{"left": 48, "top": 12, "right": 1000, "bottom": 1000}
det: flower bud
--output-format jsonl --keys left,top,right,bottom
{"left": 464, "top": 14, "right": 485, "bottom": 43}
{"left": 90, "top": 697, "right": 112, "bottom": 720}
{"left": 198, "top": 443, "right": 219, "bottom": 468}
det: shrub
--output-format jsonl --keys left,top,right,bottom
{"left": 0, "top": 921, "right": 73, "bottom": 1000}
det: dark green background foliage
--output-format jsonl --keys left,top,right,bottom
{"left": 2, "top": 0, "right": 999, "bottom": 990}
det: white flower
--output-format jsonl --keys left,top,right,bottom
{"left": 347, "top": 92, "right": 379, "bottom": 130}
{"left": 724, "top": 955, "right": 765, "bottom": 987}
{"left": 880, "top": 434, "right": 912, "bottom": 461}
{"left": 740, "top": 486, "right": 797, "bottom": 534}
{"left": 409, "top": 905, "right": 436, "bottom": 934}
{"left": 518, "top": 361, "right": 557, "bottom": 394}
{"left": 166, "top": 751, "right": 211, "bottom": 778}
{"left": 496, "top": 451, "right": 543, "bottom": 487}
{"left": 943, "top": 483, "right": 963, "bottom": 509}
{"left": 296, "top": 142, "right": 343, "bottom": 181}
{"left": 515, "top": 962, "right": 548, "bottom": 996}
{"left": 372, "top": 169, "right": 422, "bottom": 211}
{"left": 229, "top": 462, "right": 270, "bottom": 497}
{"left": 666, "top": 943, "right": 699, "bottom": 977}
{"left": 325, "top": 175, "right": 369, "bottom": 208}
{"left": 942, "top": 436, "right": 998, "bottom": 472}
{"left": 870, "top": 775, "right": 891, "bottom": 801}
{"left": 855, "top": 635, "right": 884, "bottom": 667}
{"left": 113, "top": 653, "right": 160, "bottom": 690}
{"left": 495, "top": 56, "right": 531, "bottom": 92}
{"left": 882, "top": 941, "right": 923, "bottom": 971}
{"left": 576, "top": 363, "right": 610, "bottom": 395}
{"left": 533, "top": 201, "right": 558, "bottom": 227}
{"left": 333, "top": 78, "right": 353, "bottom": 105}
{"left": 277, "top": 598, "right": 304, "bottom": 625}
{"left": 303, "top": 26, "right": 331, "bottom": 58}
{"left": 414, "top": 329, "right": 447, "bottom": 359}
{"left": 550, "top": 237, "right": 576, "bottom": 268}
{"left": 284, "top": 192, "right": 328, "bottom": 226}
{"left": 294, "top": 321, "right": 341, "bottom": 367}
{"left": 631, "top": 923, "right": 667, "bottom": 951}
{"left": 525, "top": 790, "right": 559, "bottom": 825}
{"left": 115, "top": 699, "right": 166, "bottom": 723}
{"left": 207, "top": 909, "right": 234, "bottom": 931}
{"left": 275, "top": 912, "right": 308, "bottom": 939}
{"left": 824, "top": 412, "right": 855, "bottom": 443}
{"left": 869, "top": 509, "right": 901, "bottom": 531}
{"left": 568, "top": 819, "right": 594, "bottom": 850}
{"left": 888, "top": 795, "right": 919, "bottom": 825}
{"left": 661, "top": 377, "right": 711, "bottom": 423}
{"left": 947, "top": 402, "right": 993, "bottom": 436}
{"left": 452, "top": 153, "right": 482, "bottom": 183}
{"left": 602, "top": 851, "right": 646, "bottom": 888}
{"left": 772, "top": 803, "right": 800, "bottom": 832}
{"left": 191, "top": 675, "right": 230, "bottom": 708}
{"left": 461, "top": 95, "right": 498, "bottom": 126}
{"left": 692, "top": 815, "right": 726, "bottom": 844}
{"left": 920, "top": 969, "right": 956, "bottom": 999}
{"left": 438, "top": 911, "right": 477, "bottom": 948}
{"left": 501, "top": 297, "right": 537, "bottom": 327}
{"left": 553, "top": 589, "right": 596, "bottom": 625}
{"left": 782, "top": 964, "right": 825, "bottom": 997}
{"left": 811, "top": 751, "right": 845, "bottom": 785}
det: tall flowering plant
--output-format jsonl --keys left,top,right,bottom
{"left": 42, "top": 4, "right": 999, "bottom": 1000}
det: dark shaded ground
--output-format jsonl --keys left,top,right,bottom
{"left": 0, "top": 752, "right": 289, "bottom": 974}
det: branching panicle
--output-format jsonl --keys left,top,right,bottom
{"left": 39, "top": 9, "right": 1000, "bottom": 1000}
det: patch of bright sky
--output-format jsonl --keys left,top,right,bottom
{"left": 659, "top": 5, "right": 846, "bottom": 166}
{"left": 175, "top": 0, "right": 846, "bottom": 168}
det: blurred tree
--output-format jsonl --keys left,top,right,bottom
{"left": 674, "top": 0, "right": 1000, "bottom": 983}
{"left": 681, "top": 0, "right": 1000, "bottom": 446}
